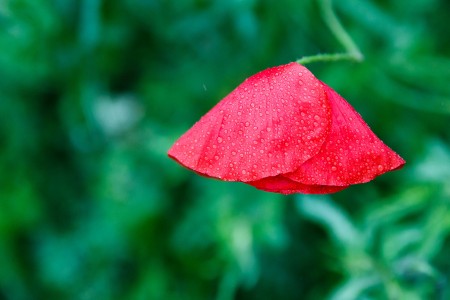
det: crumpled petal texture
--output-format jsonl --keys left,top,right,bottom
{"left": 168, "top": 62, "right": 405, "bottom": 194}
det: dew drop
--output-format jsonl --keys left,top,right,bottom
{"left": 217, "top": 137, "right": 223, "bottom": 143}
{"left": 331, "top": 166, "right": 337, "bottom": 171}
{"left": 377, "top": 165, "right": 384, "bottom": 171}
{"left": 314, "top": 115, "right": 320, "bottom": 121}
{"left": 242, "top": 170, "right": 247, "bottom": 175}
{"left": 245, "top": 122, "right": 250, "bottom": 127}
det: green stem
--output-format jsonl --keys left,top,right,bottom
{"left": 297, "top": 53, "right": 358, "bottom": 65}
{"left": 296, "top": 0, "right": 363, "bottom": 65}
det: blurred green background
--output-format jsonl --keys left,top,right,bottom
{"left": 1, "top": 0, "right": 450, "bottom": 299}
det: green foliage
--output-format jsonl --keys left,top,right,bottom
{"left": 0, "top": 0, "right": 449, "bottom": 299}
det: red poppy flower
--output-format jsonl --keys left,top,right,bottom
{"left": 168, "top": 62, "right": 405, "bottom": 194}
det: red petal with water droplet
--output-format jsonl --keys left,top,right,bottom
{"left": 248, "top": 175, "right": 348, "bottom": 194}
{"left": 285, "top": 83, "right": 405, "bottom": 186}
{"left": 168, "top": 63, "right": 331, "bottom": 182}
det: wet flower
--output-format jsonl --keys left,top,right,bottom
{"left": 168, "top": 62, "right": 405, "bottom": 194}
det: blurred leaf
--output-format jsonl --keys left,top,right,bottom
{"left": 329, "top": 275, "right": 380, "bottom": 300}
{"left": 296, "top": 195, "right": 362, "bottom": 248}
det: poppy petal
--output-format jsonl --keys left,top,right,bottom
{"left": 286, "top": 82, "right": 406, "bottom": 186}
{"left": 168, "top": 63, "right": 332, "bottom": 182}
{"left": 248, "top": 176, "right": 348, "bottom": 195}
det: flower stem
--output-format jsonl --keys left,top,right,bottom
{"left": 297, "top": 53, "right": 359, "bottom": 65}
{"left": 296, "top": 0, "right": 363, "bottom": 65}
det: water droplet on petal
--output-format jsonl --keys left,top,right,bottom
{"left": 377, "top": 165, "right": 384, "bottom": 171}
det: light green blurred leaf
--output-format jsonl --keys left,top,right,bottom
{"left": 296, "top": 195, "right": 362, "bottom": 248}
{"left": 329, "top": 275, "right": 380, "bottom": 300}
